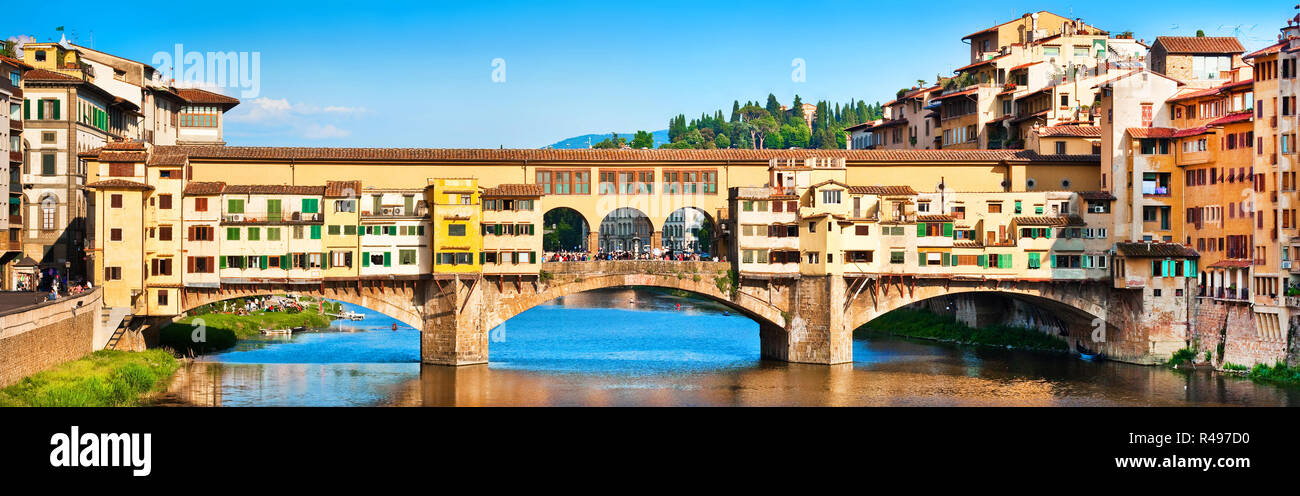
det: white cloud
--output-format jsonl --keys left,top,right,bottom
{"left": 301, "top": 124, "right": 350, "bottom": 140}
{"left": 223, "top": 96, "right": 365, "bottom": 141}
{"left": 227, "top": 97, "right": 366, "bottom": 124}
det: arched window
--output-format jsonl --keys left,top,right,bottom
{"left": 40, "top": 195, "right": 56, "bottom": 230}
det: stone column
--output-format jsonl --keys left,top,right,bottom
{"left": 761, "top": 275, "right": 851, "bottom": 364}
{"left": 651, "top": 230, "right": 662, "bottom": 251}
{"left": 421, "top": 277, "right": 488, "bottom": 365}
{"left": 587, "top": 231, "right": 599, "bottom": 254}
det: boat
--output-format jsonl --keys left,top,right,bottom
{"left": 1076, "top": 342, "right": 1105, "bottom": 361}
{"left": 260, "top": 328, "right": 293, "bottom": 335}
{"left": 339, "top": 311, "right": 366, "bottom": 321}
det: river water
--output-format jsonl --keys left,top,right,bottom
{"left": 160, "top": 288, "right": 1300, "bottom": 407}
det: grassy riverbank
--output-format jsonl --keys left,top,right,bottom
{"left": 160, "top": 305, "right": 335, "bottom": 355}
{"left": 857, "top": 309, "right": 1069, "bottom": 352}
{"left": 0, "top": 350, "right": 179, "bottom": 407}
{"left": 1240, "top": 362, "right": 1300, "bottom": 387}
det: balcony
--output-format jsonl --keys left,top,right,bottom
{"left": 361, "top": 205, "right": 429, "bottom": 218}
{"left": 9, "top": 119, "right": 20, "bottom": 132}
{"left": 8, "top": 151, "right": 19, "bottom": 163}
{"left": 1271, "top": 115, "right": 1278, "bottom": 128}
{"left": 1287, "top": 295, "right": 1300, "bottom": 308}
{"left": 221, "top": 210, "right": 323, "bottom": 224}
{"left": 1215, "top": 288, "right": 1250, "bottom": 301}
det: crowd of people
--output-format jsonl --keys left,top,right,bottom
{"left": 545, "top": 249, "right": 722, "bottom": 263}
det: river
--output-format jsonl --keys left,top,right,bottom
{"left": 159, "top": 288, "right": 1300, "bottom": 406}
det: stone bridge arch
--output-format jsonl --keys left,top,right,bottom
{"left": 177, "top": 280, "right": 437, "bottom": 330}
{"left": 843, "top": 276, "right": 1146, "bottom": 361}
{"left": 480, "top": 261, "right": 786, "bottom": 333}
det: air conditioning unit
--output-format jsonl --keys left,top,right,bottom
{"left": 382, "top": 207, "right": 396, "bottom": 215}
{"left": 229, "top": 214, "right": 244, "bottom": 222}
{"left": 1283, "top": 260, "right": 1292, "bottom": 270}
{"left": 1090, "top": 205, "right": 1106, "bottom": 213}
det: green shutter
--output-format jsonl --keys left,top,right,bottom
{"left": 52, "top": 99, "right": 59, "bottom": 120}
{"left": 1014, "top": 200, "right": 1022, "bottom": 214}
{"left": 943, "top": 223, "right": 954, "bottom": 237}
{"left": 941, "top": 253, "right": 950, "bottom": 266}
{"left": 1082, "top": 256, "right": 1092, "bottom": 269}
{"left": 260, "top": 255, "right": 268, "bottom": 269}
{"left": 310, "top": 225, "right": 321, "bottom": 239}
{"left": 1044, "top": 228, "right": 1051, "bottom": 239}
{"left": 917, "top": 223, "right": 926, "bottom": 237}
{"left": 978, "top": 255, "right": 987, "bottom": 267}
{"left": 1029, "top": 252, "right": 1040, "bottom": 269}
{"left": 36, "top": 99, "right": 43, "bottom": 120}
{"left": 1000, "top": 255, "right": 1011, "bottom": 269}
{"left": 281, "top": 254, "right": 289, "bottom": 269}
{"left": 1049, "top": 253, "right": 1056, "bottom": 268}
{"left": 383, "top": 252, "right": 391, "bottom": 267}
{"left": 219, "top": 256, "right": 226, "bottom": 269}
{"left": 23, "top": 99, "right": 29, "bottom": 119}
{"left": 362, "top": 252, "right": 369, "bottom": 267}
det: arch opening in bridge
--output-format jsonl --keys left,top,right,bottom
{"left": 598, "top": 207, "right": 653, "bottom": 255}
{"left": 487, "top": 285, "right": 770, "bottom": 369}
{"left": 851, "top": 290, "right": 1111, "bottom": 355}
{"left": 543, "top": 207, "right": 590, "bottom": 252}
{"left": 662, "top": 207, "right": 715, "bottom": 256}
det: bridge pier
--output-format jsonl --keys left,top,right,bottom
{"left": 760, "top": 275, "right": 852, "bottom": 365}
{"left": 420, "top": 276, "right": 489, "bottom": 366}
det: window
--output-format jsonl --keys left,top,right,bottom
{"left": 267, "top": 228, "right": 281, "bottom": 241}
{"left": 179, "top": 105, "right": 219, "bottom": 127}
{"left": 821, "top": 190, "right": 841, "bottom": 204}
{"left": 399, "top": 249, "right": 417, "bottom": 265}
{"left": 157, "top": 290, "right": 168, "bottom": 306}
{"left": 158, "top": 225, "right": 172, "bottom": 241}
{"left": 42, "top": 201, "right": 55, "bottom": 230}
{"left": 158, "top": 194, "right": 172, "bottom": 209}
{"left": 41, "top": 152, "right": 56, "bottom": 175}
{"left": 105, "top": 267, "right": 122, "bottom": 280}
{"left": 1055, "top": 141, "right": 1066, "bottom": 154}
{"left": 110, "top": 228, "right": 122, "bottom": 241}
{"left": 448, "top": 224, "right": 466, "bottom": 236}
{"left": 110, "top": 194, "right": 123, "bottom": 209}
{"left": 890, "top": 251, "right": 905, "bottom": 264}
{"left": 227, "top": 199, "right": 244, "bottom": 214}
{"left": 987, "top": 202, "right": 1002, "bottom": 213}
{"left": 194, "top": 198, "right": 208, "bottom": 211}
{"left": 227, "top": 227, "right": 240, "bottom": 240}
{"left": 536, "top": 169, "right": 590, "bottom": 195}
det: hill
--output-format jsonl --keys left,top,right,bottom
{"left": 544, "top": 130, "right": 668, "bottom": 149}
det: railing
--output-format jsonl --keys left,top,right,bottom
{"left": 362, "top": 206, "right": 428, "bottom": 217}
{"left": 8, "top": 120, "right": 20, "bottom": 132}
{"left": 222, "top": 211, "right": 323, "bottom": 223}
{"left": 8, "top": 151, "right": 19, "bottom": 163}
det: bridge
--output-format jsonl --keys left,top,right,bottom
{"left": 172, "top": 260, "right": 1156, "bottom": 365}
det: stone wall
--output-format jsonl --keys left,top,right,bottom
{"left": 1222, "top": 304, "right": 1288, "bottom": 367}
{"left": 0, "top": 288, "right": 102, "bottom": 387}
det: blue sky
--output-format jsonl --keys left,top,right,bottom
{"left": 7, "top": 1, "right": 1294, "bottom": 148}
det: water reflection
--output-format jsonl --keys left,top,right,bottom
{"left": 160, "top": 289, "right": 1300, "bottom": 407}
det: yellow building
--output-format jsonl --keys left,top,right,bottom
{"left": 323, "top": 180, "right": 361, "bottom": 279}
{"left": 427, "top": 178, "right": 480, "bottom": 274}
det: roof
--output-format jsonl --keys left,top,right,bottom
{"left": 1116, "top": 242, "right": 1199, "bottom": 258}
{"left": 13, "top": 256, "right": 39, "bottom": 268}
{"left": 809, "top": 179, "right": 851, "bottom": 189}
{"left": 931, "top": 87, "right": 977, "bottom": 102}
{"left": 174, "top": 88, "right": 240, "bottom": 107}
{"left": 481, "top": 183, "right": 543, "bottom": 197}
{"left": 223, "top": 185, "right": 326, "bottom": 195}
{"left": 1207, "top": 111, "right": 1253, "bottom": 127}
{"left": 1168, "top": 79, "right": 1254, "bottom": 103}
{"left": 1127, "top": 127, "right": 1176, "bottom": 139}
{"left": 917, "top": 214, "right": 955, "bottom": 222}
{"left": 1153, "top": 36, "right": 1244, "bottom": 54}
{"left": 1078, "top": 191, "right": 1116, "bottom": 201}
{"left": 954, "top": 54, "right": 1008, "bottom": 74}
{"left": 85, "top": 179, "right": 153, "bottom": 191}
{"left": 146, "top": 145, "right": 1099, "bottom": 164}
{"left": 324, "top": 180, "right": 362, "bottom": 197}
{"left": 21, "top": 68, "right": 81, "bottom": 82}
{"left": 1207, "top": 259, "right": 1253, "bottom": 269}
{"left": 1009, "top": 60, "right": 1043, "bottom": 72}
{"left": 1036, "top": 126, "right": 1102, "bottom": 138}
{"left": 1014, "top": 215, "right": 1076, "bottom": 227}
{"left": 0, "top": 55, "right": 33, "bottom": 70}
{"left": 847, "top": 185, "right": 918, "bottom": 196}
{"left": 183, "top": 182, "right": 227, "bottom": 195}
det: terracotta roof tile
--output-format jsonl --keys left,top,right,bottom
{"left": 918, "top": 214, "right": 954, "bottom": 222}
{"left": 324, "top": 180, "right": 362, "bottom": 197}
{"left": 1127, "top": 127, "right": 1177, "bottom": 139}
{"left": 1244, "top": 41, "right": 1285, "bottom": 60}
{"left": 223, "top": 185, "right": 325, "bottom": 195}
{"left": 85, "top": 179, "right": 153, "bottom": 190}
{"left": 183, "top": 182, "right": 227, "bottom": 195}
{"left": 481, "top": 183, "right": 543, "bottom": 197}
{"left": 1078, "top": 191, "right": 1116, "bottom": 201}
{"left": 175, "top": 88, "right": 240, "bottom": 106}
{"left": 1014, "top": 216, "right": 1070, "bottom": 226}
{"left": 848, "top": 185, "right": 918, "bottom": 195}
{"left": 1207, "top": 111, "right": 1252, "bottom": 127}
{"left": 149, "top": 145, "right": 1098, "bottom": 164}
{"left": 99, "top": 151, "right": 148, "bottom": 162}
{"left": 1037, "top": 126, "right": 1102, "bottom": 138}
{"left": 1154, "top": 36, "right": 1244, "bottom": 54}
{"left": 22, "top": 68, "right": 81, "bottom": 82}
{"left": 1116, "top": 242, "right": 1199, "bottom": 258}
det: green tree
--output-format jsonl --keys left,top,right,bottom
{"left": 630, "top": 130, "right": 655, "bottom": 149}
{"left": 693, "top": 216, "right": 715, "bottom": 255}
{"left": 592, "top": 132, "right": 626, "bottom": 149}
{"left": 713, "top": 133, "right": 731, "bottom": 148}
